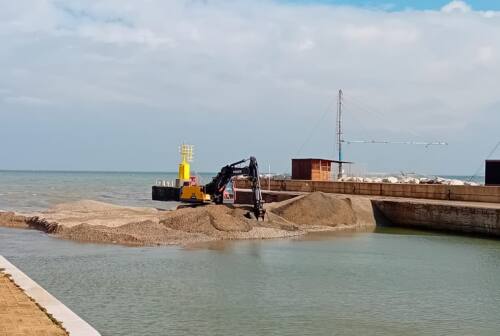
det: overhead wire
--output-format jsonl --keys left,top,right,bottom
{"left": 294, "top": 91, "right": 447, "bottom": 173}
{"left": 342, "top": 93, "right": 425, "bottom": 139}
{"left": 341, "top": 104, "right": 372, "bottom": 136}
{"left": 469, "top": 140, "right": 500, "bottom": 182}
{"left": 342, "top": 93, "right": 447, "bottom": 173}
{"left": 295, "top": 99, "right": 335, "bottom": 156}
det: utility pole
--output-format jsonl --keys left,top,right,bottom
{"left": 336, "top": 89, "right": 343, "bottom": 179}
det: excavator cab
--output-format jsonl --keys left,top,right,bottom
{"left": 179, "top": 185, "right": 211, "bottom": 203}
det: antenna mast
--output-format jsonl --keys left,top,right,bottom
{"left": 336, "top": 89, "right": 343, "bottom": 179}
{"left": 334, "top": 90, "right": 447, "bottom": 179}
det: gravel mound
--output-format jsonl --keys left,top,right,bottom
{"left": 160, "top": 205, "right": 253, "bottom": 235}
{"left": 268, "top": 192, "right": 377, "bottom": 230}
{"left": 57, "top": 220, "right": 206, "bottom": 246}
{"left": 1, "top": 192, "right": 377, "bottom": 246}
{"left": 271, "top": 192, "right": 356, "bottom": 226}
{"left": 0, "top": 212, "right": 29, "bottom": 229}
{"left": 39, "top": 200, "right": 160, "bottom": 228}
{"left": 30, "top": 201, "right": 303, "bottom": 246}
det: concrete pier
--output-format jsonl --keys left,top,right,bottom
{"left": 235, "top": 179, "right": 500, "bottom": 203}
{"left": 234, "top": 185, "right": 500, "bottom": 237}
{"left": 0, "top": 256, "right": 101, "bottom": 336}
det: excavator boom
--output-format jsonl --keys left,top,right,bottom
{"left": 204, "top": 157, "right": 266, "bottom": 220}
{"left": 153, "top": 157, "right": 266, "bottom": 220}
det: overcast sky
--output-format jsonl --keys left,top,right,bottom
{"left": 1, "top": 0, "right": 499, "bottom": 175}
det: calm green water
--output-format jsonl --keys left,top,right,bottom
{"left": 1, "top": 227, "right": 499, "bottom": 336}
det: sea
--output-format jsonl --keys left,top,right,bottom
{"left": 0, "top": 170, "right": 498, "bottom": 336}
{"left": 0, "top": 170, "right": 216, "bottom": 213}
{"left": 0, "top": 170, "right": 485, "bottom": 213}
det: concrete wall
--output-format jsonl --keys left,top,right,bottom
{"left": 234, "top": 190, "right": 299, "bottom": 204}
{"left": 374, "top": 200, "right": 500, "bottom": 236}
{"left": 236, "top": 179, "right": 500, "bottom": 203}
{"left": 234, "top": 189, "right": 500, "bottom": 237}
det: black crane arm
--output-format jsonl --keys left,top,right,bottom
{"left": 204, "top": 156, "right": 266, "bottom": 220}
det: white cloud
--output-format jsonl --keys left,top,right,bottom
{"left": 297, "top": 39, "right": 315, "bottom": 51}
{"left": 2, "top": 1, "right": 498, "bottom": 123}
{"left": 476, "top": 46, "right": 495, "bottom": 65}
{"left": 1, "top": 0, "right": 500, "bottom": 173}
{"left": 78, "top": 24, "right": 174, "bottom": 48}
{"left": 441, "top": 1, "right": 472, "bottom": 13}
{"left": 4, "top": 95, "right": 53, "bottom": 106}
{"left": 341, "top": 24, "right": 418, "bottom": 44}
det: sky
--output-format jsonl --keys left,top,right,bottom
{"left": 287, "top": 0, "right": 500, "bottom": 11}
{"left": 1, "top": 0, "right": 500, "bottom": 175}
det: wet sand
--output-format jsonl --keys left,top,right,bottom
{"left": 0, "top": 192, "right": 377, "bottom": 246}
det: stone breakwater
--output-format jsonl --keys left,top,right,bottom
{"left": 0, "top": 192, "right": 377, "bottom": 247}
{"left": 337, "top": 176, "right": 479, "bottom": 186}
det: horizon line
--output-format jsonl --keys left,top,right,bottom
{"left": 0, "top": 169, "right": 483, "bottom": 177}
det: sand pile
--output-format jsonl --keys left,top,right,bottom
{"left": 268, "top": 192, "right": 377, "bottom": 231}
{"left": 41, "top": 200, "right": 160, "bottom": 228}
{"left": 50, "top": 203, "right": 302, "bottom": 246}
{"left": 0, "top": 192, "right": 377, "bottom": 246}
{"left": 0, "top": 212, "right": 30, "bottom": 229}
{"left": 55, "top": 220, "right": 197, "bottom": 246}
{"left": 161, "top": 205, "right": 253, "bottom": 234}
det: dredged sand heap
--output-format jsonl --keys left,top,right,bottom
{"left": 0, "top": 192, "right": 377, "bottom": 246}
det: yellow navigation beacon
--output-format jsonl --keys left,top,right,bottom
{"left": 178, "top": 144, "right": 193, "bottom": 181}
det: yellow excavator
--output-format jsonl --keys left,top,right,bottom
{"left": 152, "top": 156, "right": 266, "bottom": 220}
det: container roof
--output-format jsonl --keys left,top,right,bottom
{"left": 292, "top": 158, "right": 354, "bottom": 164}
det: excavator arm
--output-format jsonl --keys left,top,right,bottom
{"left": 204, "top": 156, "right": 266, "bottom": 220}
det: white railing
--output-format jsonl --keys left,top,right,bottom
{"left": 155, "top": 179, "right": 176, "bottom": 187}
